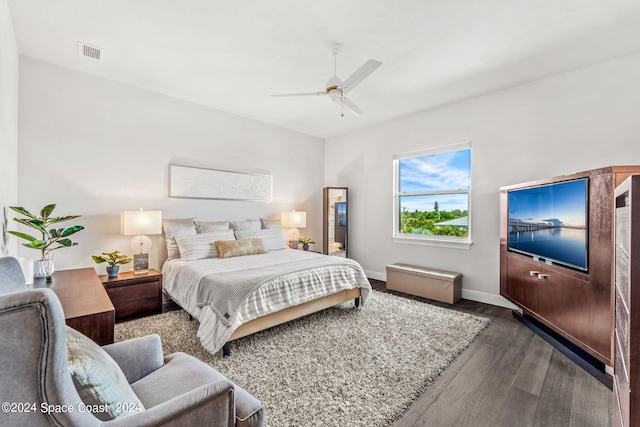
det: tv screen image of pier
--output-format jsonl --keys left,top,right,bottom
{"left": 507, "top": 178, "right": 588, "bottom": 271}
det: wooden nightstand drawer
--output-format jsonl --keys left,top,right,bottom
{"left": 100, "top": 269, "right": 162, "bottom": 322}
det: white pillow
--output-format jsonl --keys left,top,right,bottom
{"left": 260, "top": 217, "right": 282, "bottom": 229}
{"left": 175, "top": 230, "right": 236, "bottom": 260}
{"left": 66, "top": 326, "right": 144, "bottom": 421}
{"left": 229, "top": 220, "right": 261, "bottom": 231}
{"left": 163, "top": 218, "right": 196, "bottom": 260}
{"left": 195, "top": 220, "right": 230, "bottom": 234}
{"left": 234, "top": 228, "right": 288, "bottom": 251}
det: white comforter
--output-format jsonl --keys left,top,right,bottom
{"left": 162, "top": 249, "right": 371, "bottom": 354}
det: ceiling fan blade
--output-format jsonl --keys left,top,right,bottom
{"left": 341, "top": 59, "right": 382, "bottom": 94}
{"left": 271, "top": 92, "right": 327, "bottom": 97}
{"left": 333, "top": 97, "right": 364, "bottom": 116}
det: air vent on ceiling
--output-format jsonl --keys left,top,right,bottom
{"left": 78, "top": 42, "right": 103, "bottom": 61}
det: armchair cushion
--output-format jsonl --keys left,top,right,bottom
{"left": 66, "top": 326, "right": 145, "bottom": 420}
{"left": 102, "top": 334, "right": 164, "bottom": 384}
{"left": 132, "top": 352, "right": 264, "bottom": 426}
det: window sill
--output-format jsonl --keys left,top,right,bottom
{"left": 392, "top": 235, "right": 473, "bottom": 250}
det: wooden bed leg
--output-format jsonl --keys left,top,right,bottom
{"left": 354, "top": 297, "right": 360, "bottom": 308}
{"left": 223, "top": 342, "right": 231, "bottom": 357}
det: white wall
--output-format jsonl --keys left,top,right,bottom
{"left": 17, "top": 57, "right": 324, "bottom": 273}
{"left": 325, "top": 52, "right": 640, "bottom": 307}
{"left": 0, "top": 0, "right": 19, "bottom": 257}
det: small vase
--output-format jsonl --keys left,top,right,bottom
{"left": 106, "top": 265, "right": 120, "bottom": 278}
{"left": 34, "top": 259, "right": 55, "bottom": 281}
{"left": 303, "top": 243, "right": 309, "bottom": 251}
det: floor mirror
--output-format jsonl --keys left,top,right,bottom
{"left": 323, "top": 187, "right": 348, "bottom": 257}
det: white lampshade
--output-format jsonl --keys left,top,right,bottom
{"left": 281, "top": 211, "right": 306, "bottom": 229}
{"left": 121, "top": 210, "right": 162, "bottom": 236}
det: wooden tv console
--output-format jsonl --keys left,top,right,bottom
{"left": 500, "top": 166, "right": 640, "bottom": 367}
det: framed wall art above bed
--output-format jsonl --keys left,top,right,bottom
{"left": 169, "top": 164, "right": 273, "bottom": 201}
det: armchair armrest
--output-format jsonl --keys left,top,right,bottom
{"left": 102, "top": 334, "right": 164, "bottom": 384}
{"left": 102, "top": 379, "right": 235, "bottom": 427}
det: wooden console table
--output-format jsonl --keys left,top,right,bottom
{"left": 33, "top": 268, "right": 115, "bottom": 345}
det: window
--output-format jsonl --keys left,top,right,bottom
{"left": 393, "top": 142, "right": 472, "bottom": 248}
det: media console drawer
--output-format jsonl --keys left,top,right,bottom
{"left": 507, "top": 254, "right": 591, "bottom": 346}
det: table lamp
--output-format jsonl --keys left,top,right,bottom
{"left": 121, "top": 209, "right": 162, "bottom": 273}
{"left": 281, "top": 210, "right": 306, "bottom": 248}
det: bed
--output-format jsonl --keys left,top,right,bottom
{"left": 162, "top": 245, "right": 371, "bottom": 356}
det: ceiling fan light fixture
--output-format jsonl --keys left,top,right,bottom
{"left": 328, "top": 89, "right": 341, "bottom": 100}
{"left": 270, "top": 42, "right": 381, "bottom": 117}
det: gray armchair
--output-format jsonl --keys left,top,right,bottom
{"left": 0, "top": 256, "right": 264, "bottom": 426}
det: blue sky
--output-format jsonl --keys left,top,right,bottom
{"left": 399, "top": 149, "right": 470, "bottom": 212}
{"left": 508, "top": 179, "right": 587, "bottom": 227}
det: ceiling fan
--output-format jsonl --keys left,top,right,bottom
{"left": 271, "top": 42, "right": 382, "bottom": 117}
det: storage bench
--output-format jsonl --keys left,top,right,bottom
{"left": 386, "top": 263, "right": 462, "bottom": 304}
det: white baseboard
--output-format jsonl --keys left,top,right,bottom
{"left": 365, "top": 270, "right": 517, "bottom": 310}
{"left": 364, "top": 269, "right": 386, "bottom": 281}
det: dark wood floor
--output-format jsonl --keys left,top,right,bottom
{"left": 365, "top": 280, "right": 613, "bottom": 427}
{"left": 163, "top": 280, "right": 613, "bottom": 426}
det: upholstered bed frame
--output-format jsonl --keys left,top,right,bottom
{"left": 158, "top": 220, "right": 367, "bottom": 357}
{"left": 222, "top": 288, "right": 361, "bottom": 356}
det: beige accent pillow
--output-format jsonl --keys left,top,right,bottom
{"left": 195, "top": 220, "right": 230, "bottom": 234}
{"left": 163, "top": 218, "right": 196, "bottom": 260}
{"left": 215, "top": 238, "right": 268, "bottom": 259}
{"left": 66, "top": 326, "right": 144, "bottom": 420}
{"left": 175, "top": 230, "right": 235, "bottom": 260}
{"left": 229, "top": 220, "right": 261, "bottom": 231}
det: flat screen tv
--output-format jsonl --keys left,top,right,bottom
{"left": 507, "top": 178, "right": 588, "bottom": 271}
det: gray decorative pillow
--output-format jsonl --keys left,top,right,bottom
{"left": 260, "top": 217, "right": 282, "bottom": 229}
{"left": 66, "top": 326, "right": 144, "bottom": 421}
{"left": 163, "top": 218, "right": 196, "bottom": 260}
{"left": 234, "top": 228, "right": 288, "bottom": 251}
{"left": 175, "top": 230, "right": 235, "bottom": 260}
{"left": 195, "top": 220, "right": 230, "bottom": 234}
{"left": 216, "top": 238, "right": 268, "bottom": 259}
{"left": 229, "top": 220, "right": 261, "bottom": 231}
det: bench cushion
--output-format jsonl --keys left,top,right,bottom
{"left": 386, "top": 263, "right": 462, "bottom": 304}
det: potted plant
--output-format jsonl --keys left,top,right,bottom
{"left": 298, "top": 236, "right": 315, "bottom": 251}
{"left": 8, "top": 204, "right": 84, "bottom": 281}
{"left": 91, "top": 251, "right": 132, "bottom": 277}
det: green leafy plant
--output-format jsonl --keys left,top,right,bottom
{"left": 8, "top": 204, "right": 84, "bottom": 260}
{"left": 298, "top": 236, "right": 315, "bottom": 245}
{"left": 91, "top": 251, "right": 132, "bottom": 267}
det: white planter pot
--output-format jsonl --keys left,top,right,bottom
{"left": 34, "top": 259, "right": 55, "bottom": 280}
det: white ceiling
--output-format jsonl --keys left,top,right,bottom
{"left": 7, "top": 0, "right": 640, "bottom": 139}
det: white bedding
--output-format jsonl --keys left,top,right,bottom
{"left": 162, "top": 249, "right": 371, "bottom": 354}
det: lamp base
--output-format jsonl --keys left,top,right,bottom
{"left": 288, "top": 228, "right": 300, "bottom": 242}
{"left": 133, "top": 253, "right": 149, "bottom": 274}
{"left": 130, "top": 235, "right": 152, "bottom": 253}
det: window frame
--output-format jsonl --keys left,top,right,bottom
{"left": 392, "top": 141, "right": 473, "bottom": 249}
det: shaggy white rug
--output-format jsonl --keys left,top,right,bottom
{"left": 115, "top": 291, "right": 490, "bottom": 426}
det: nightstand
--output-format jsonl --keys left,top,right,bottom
{"left": 33, "top": 268, "right": 115, "bottom": 345}
{"left": 100, "top": 269, "right": 162, "bottom": 322}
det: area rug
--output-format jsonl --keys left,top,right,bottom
{"left": 115, "top": 291, "right": 490, "bottom": 426}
